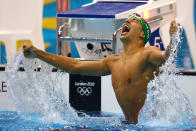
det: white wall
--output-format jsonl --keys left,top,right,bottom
{"left": 176, "top": 75, "right": 196, "bottom": 114}
{"left": 0, "top": 72, "right": 16, "bottom": 111}
{"left": 101, "top": 75, "right": 122, "bottom": 113}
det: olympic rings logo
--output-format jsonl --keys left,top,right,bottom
{"left": 77, "top": 87, "right": 92, "bottom": 96}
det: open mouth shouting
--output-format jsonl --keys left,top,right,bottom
{"left": 121, "top": 24, "right": 130, "bottom": 36}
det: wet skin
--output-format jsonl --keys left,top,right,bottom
{"left": 108, "top": 52, "right": 156, "bottom": 123}
{"left": 23, "top": 19, "right": 178, "bottom": 124}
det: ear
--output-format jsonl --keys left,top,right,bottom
{"left": 140, "top": 31, "right": 145, "bottom": 40}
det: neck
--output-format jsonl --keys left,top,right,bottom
{"left": 122, "top": 40, "right": 144, "bottom": 59}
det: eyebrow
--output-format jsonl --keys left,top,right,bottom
{"left": 125, "top": 20, "right": 130, "bottom": 23}
{"left": 132, "top": 18, "right": 140, "bottom": 22}
{"left": 126, "top": 18, "right": 140, "bottom": 24}
{"left": 132, "top": 19, "right": 141, "bottom": 24}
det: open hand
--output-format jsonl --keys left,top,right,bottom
{"left": 169, "top": 20, "right": 179, "bottom": 35}
{"left": 23, "top": 44, "right": 38, "bottom": 58}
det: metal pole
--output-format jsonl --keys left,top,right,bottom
{"left": 59, "top": 37, "right": 113, "bottom": 43}
{"left": 148, "top": 17, "right": 163, "bottom": 24}
{"left": 112, "top": 28, "right": 122, "bottom": 54}
{"left": 60, "top": 0, "right": 71, "bottom": 56}
{"left": 56, "top": 0, "right": 62, "bottom": 55}
{"left": 56, "top": 0, "right": 71, "bottom": 55}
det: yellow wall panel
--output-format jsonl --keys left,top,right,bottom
{"left": 43, "top": 18, "right": 56, "bottom": 30}
{"left": 16, "top": 40, "right": 32, "bottom": 51}
{"left": 44, "top": 0, "right": 56, "bottom": 5}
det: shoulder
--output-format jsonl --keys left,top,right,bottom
{"left": 144, "top": 46, "right": 166, "bottom": 65}
{"left": 102, "top": 54, "right": 120, "bottom": 64}
{"left": 143, "top": 46, "right": 161, "bottom": 55}
{"left": 106, "top": 54, "right": 120, "bottom": 61}
{"left": 145, "top": 46, "right": 161, "bottom": 52}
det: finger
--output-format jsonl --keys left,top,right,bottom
{"left": 171, "top": 20, "right": 176, "bottom": 25}
{"left": 170, "top": 28, "right": 177, "bottom": 32}
{"left": 24, "top": 50, "right": 31, "bottom": 57}
{"left": 23, "top": 45, "right": 26, "bottom": 50}
{"left": 169, "top": 30, "right": 177, "bottom": 33}
{"left": 170, "top": 28, "right": 178, "bottom": 33}
{"left": 23, "top": 45, "right": 30, "bottom": 52}
{"left": 170, "top": 27, "right": 177, "bottom": 31}
{"left": 22, "top": 45, "right": 28, "bottom": 53}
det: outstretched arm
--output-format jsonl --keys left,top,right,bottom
{"left": 165, "top": 21, "right": 179, "bottom": 59}
{"left": 23, "top": 45, "right": 111, "bottom": 76}
{"left": 148, "top": 20, "right": 178, "bottom": 66}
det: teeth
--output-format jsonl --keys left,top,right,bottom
{"left": 122, "top": 25, "right": 130, "bottom": 33}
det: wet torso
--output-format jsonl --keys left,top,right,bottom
{"left": 107, "top": 48, "right": 158, "bottom": 123}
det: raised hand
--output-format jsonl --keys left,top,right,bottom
{"left": 169, "top": 20, "right": 179, "bottom": 35}
{"left": 22, "top": 44, "right": 38, "bottom": 58}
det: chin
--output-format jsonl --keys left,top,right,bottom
{"left": 120, "top": 35, "right": 128, "bottom": 43}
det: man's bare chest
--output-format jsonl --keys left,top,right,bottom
{"left": 111, "top": 57, "right": 145, "bottom": 88}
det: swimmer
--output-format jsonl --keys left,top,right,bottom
{"left": 23, "top": 13, "right": 178, "bottom": 124}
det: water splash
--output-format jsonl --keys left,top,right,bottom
{"left": 5, "top": 49, "right": 122, "bottom": 128}
{"left": 138, "top": 26, "right": 195, "bottom": 127}
{"left": 5, "top": 51, "right": 80, "bottom": 124}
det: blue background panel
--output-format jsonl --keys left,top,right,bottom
{"left": 0, "top": 43, "right": 7, "bottom": 64}
{"left": 176, "top": 28, "right": 194, "bottom": 69}
{"left": 57, "top": 2, "right": 146, "bottom": 18}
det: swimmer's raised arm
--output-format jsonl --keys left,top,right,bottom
{"left": 147, "top": 20, "right": 178, "bottom": 66}
{"left": 23, "top": 45, "right": 111, "bottom": 76}
{"left": 165, "top": 20, "right": 178, "bottom": 59}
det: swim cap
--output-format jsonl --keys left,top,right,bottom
{"left": 129, "top": 13, "right": 151, "bottom": 44}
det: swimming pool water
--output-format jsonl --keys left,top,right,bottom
{"left": 0, "top": 111, "right": 195, "bottom": 131}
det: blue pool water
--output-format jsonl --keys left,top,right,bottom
{"left": 0, "top": 111, "right": 195, "bottom": 131}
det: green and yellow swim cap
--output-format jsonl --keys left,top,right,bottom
{"left": 129, "top": 13, "right": 151, "bottom": 44}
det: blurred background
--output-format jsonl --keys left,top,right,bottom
{"left": 0, "top": 0, "right": 93, "bottom": 63}
{"left": 0, "top": 0, "right": 196, "bottom": 70}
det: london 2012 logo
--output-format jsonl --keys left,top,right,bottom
{"left": 75, "top": 81, "right": 95, "bottom": 96}
{"left": 77, "top": 87, "right": 92, "bottom": 96}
